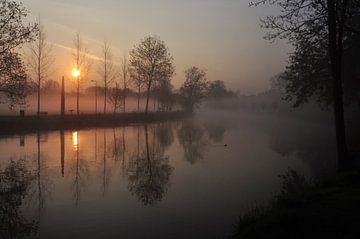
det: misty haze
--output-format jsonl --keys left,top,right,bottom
{"left": 0, "top": 1, "right": 359, "bottom": 239}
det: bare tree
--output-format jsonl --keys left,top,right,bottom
{"left": 27, "top": 20, "right": 53, "bottom": 114}
{"left": 157, "top": 78, "right": 174, "bottom": 112}
{"left": 98, "top": 40, "right": 116, "bottom": 114}
{"left": 121, "top": 55, "right": 130, "bottom": 113}
{"left": 130, "top": 68, "right": 144, "bottom": 112}
{"left": 0, "top": 0, "right": 38, "bottom": 108}
{"left": 129, "top": 36, "right": 175, "bottom": 114}
{"left": 72, "top": 32, "right": 91, "bottom": 115}
{"left": 108, "top": 83, "right": 123, "bottom": 113}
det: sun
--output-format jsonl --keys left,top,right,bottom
{"left": 72, "top": 68, "right": 80, "bottom": 77}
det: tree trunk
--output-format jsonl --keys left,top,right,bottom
{"left": 104, "top": 86, "right": 107, "bottom": 114}
{"left": 153, "top": 95, "right": 156, "bottom": 111}
{"left": 145, "top": 84, "right": 151, "bottom": 114}
{"left": 123, "top": 83, "right": 126, "bottom": 113}
{"left": 137, "top": 85, "right": 141, "bottom": 112}
{"left": 77, "top": 77, "right": 80, "bottom": 115}
{"left": 327, "top": 0, "right": 349, "bottom": 170}
{"left": 37, "top": 77, "right": 41, "bottom": 115}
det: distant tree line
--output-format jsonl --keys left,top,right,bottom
{"left": 0, "top": 1, "right": 238, "bottom": 115}
{"left": 0, "top": 0, "right": 236, "bottom": 114}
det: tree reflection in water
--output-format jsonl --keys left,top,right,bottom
{"left": 69, "top": 131, "right": 90, "bottom": 206}
{"left": 205, "top": 123, "right": 227, "bottom": 143}
{"left": 177, "top": 119, "right": 208, "bottom": 164}
{"left": 154, "top": 122, "right": 174, "bottom": 150}
{"left": 100, "top": 131, "right": 112, "bottom": 197}
{"left": 127, "top": 125, "right": 173, "bottom": 206}
{"left": 27, "top": 132, "right": 54, "bottom": 219}
{"left": 0, "top": 158, "right": 38, "bottom": 239}
{"left": 111, "top": 128, "right": 127, "bottom": 172}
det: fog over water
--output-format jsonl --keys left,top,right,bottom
{"left": 0, "top": 106, "right": 337, "bottom": 238}
{"left": 0, "top": 93, "right": 161, "bottom": 115}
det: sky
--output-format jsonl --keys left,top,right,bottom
{"left": 21, "top": 0, "right": 291, "bottom": 93}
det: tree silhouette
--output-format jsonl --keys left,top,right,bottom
{"left": 0, "top": 0, "right": 37, "bottom": 108}
{"left": 251, "top": 0, "right": 360, "bottom": 168}
{"left": 180, "top": 67, "right": 209, "bottom": 113}
{"left": 129, "top": 36, "right": 175, "bottom": 114}
{"left": 26, "top": 19, "right": 53, "bottom": 115}
{"left": 98, "top": 40, "right": 116, "bottom": 114}
{"left": 72, "top": 32, "right": 91, "bottom": 115}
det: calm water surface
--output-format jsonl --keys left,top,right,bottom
{"left": 0, "top": 110, "right": 337, "bottom": 239}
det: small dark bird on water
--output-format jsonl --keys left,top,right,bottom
{"left": 224, "top": 144, "right": 228, "bottom": 147}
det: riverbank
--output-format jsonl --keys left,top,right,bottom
{"left": 230, "top": 170, "right": 360, "bottom": 239}
{"left": 0, "top": 111, "right": 189, "bottom": 135}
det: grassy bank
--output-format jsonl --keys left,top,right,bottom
{"left": 230, "top": 170, "right": 360, "bottom": 239}
{"left": 0, "top": 111, "right": 189, "bottom": 135}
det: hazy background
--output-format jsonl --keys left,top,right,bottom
{"left": 20, "top": 0, "right": 291, "bottom": 93}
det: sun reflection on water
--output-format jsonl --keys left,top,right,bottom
{"left": 72, "top": 131, "right": 79, "bottom": 150}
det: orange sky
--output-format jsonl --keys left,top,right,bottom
{"left": 21, "top": 0, "right": 291, "bottom": 93}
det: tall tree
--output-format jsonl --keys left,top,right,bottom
{"left": 108, "top": 83, "right": 123, "bottom": 113}
{"left": 129, "top": 36, "right": 175, "bottom": 114}
{"left": 98, "top": 40, "right": 115, "bottom": 114}
{"left": 251, "top": 0, "right": 360, "bottom": 168}
{"left": 27, "top": 20, "right": 53, "bottom": 114}
{"left": 130, "top": 68, "right": 144, "bottom": 112}
{"left": 72, "top": 32, "right": 91, "bottom": 115}
{"left": 156, "top": 78, "right": 174, "bottom": 112}
{"left": 0, "top": 0, "right": 38, "bottom": 108}
{"left": 121, "top": 55, "right": 130, "bottom": 113}
{"left": 179, "top": 67, "right": 209, "bottom": 112}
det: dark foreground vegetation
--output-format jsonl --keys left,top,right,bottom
{"left": 0, "top": 111, "right": 188, "bottom": 135}
{"left": 230, "top": 169, "right": 360, "bottom": 239}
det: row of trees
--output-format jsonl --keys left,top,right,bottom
{"left": 0, "top": 0, "right": 227, "bottom": 114}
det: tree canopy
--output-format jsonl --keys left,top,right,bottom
{"left": 180, "top": 67, "right": 209, "bottom": 112}
{"left": 0, "top": 0, "right": 38, "bottom": 108}
{"left": 129, "top": 36, "right": 175, "bottom": 114}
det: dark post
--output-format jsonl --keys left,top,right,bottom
{"left": 61, "top": 76, "right": 65, "bottom": 116}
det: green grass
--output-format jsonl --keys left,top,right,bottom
{"left": 230, "top": 170, "right": 360, "bottom": 239}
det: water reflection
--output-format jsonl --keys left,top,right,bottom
{"left": 0, "top": 158, "right": 38, "bottom": 239}
{"left": 100, "top": 131, "right": 112, "bottom": 197}
{"left": 127, "top": 125, "right": 173, "bottom": 206}
{"left": 60, "top": 130, "right": 65, "bottom": 177}
{"left": 205, "top": 123, "right": 227, "bottom": 143}
{"left": 178, "top": 120, "right": 208, "bottom": 164}
{"left": 69, "top": 131, "right": 90, "bottom": 206}
{"left": 72, "top": 131, "right": 79, "bottom": 151}
{"left": 27, "top": 133, "right": 54, "bottom": 218}
{"left": 0, "top": 116, "right": 338, "bottom": 238}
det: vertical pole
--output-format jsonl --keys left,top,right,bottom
{"left": 77, "top": 75, "right": 80, "bottom": 115}
{"left": 95, "top": 82, "right": 98, "bottom": 114}
{"left": 61, "top": 76, "right": 65, "bottom": 116}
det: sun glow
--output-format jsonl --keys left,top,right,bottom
{"left": 72, "top": 68, "right": 80, "bottom": 77}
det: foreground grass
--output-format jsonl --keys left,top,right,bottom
{"left": 230, "top": 170, "right": 360, "bottom": 239}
